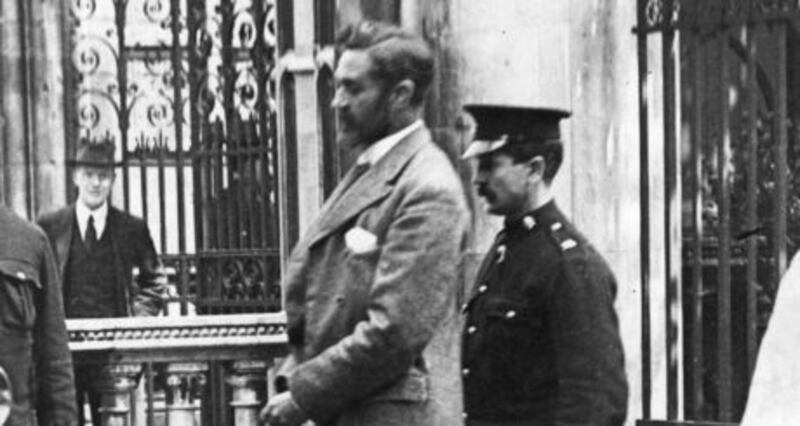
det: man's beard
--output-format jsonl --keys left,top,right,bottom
{"left": 337, "top": 111, "right": 391, "bottom": 149}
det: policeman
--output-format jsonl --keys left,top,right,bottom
{"left": 0, "top": 206, "right": 77, "bottom": 425}
{"left": 460, "top": 105, "right": 628, "bottom": 425}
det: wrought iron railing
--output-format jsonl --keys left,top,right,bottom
{"left": 68, "top": 313, "right": 287, "bottom": 426}
{"left": 636, "top": 0, "right": 800, "bottom": 422}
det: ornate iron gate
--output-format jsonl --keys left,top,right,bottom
{"left": 636, "top": 0, "right": 800, "bottom": 422}
{"left": 65, "top": 0, "right": 301, "bottom": 315}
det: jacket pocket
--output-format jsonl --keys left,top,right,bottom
{"left": 0, "top": 259, "right": 41, "bottom": 335}
{"left": 483, "top": 298, "right": 543, "bottom": 391}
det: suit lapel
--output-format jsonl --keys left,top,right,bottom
{"left": 305, "top": 126, "right": 431, "bottom": 249}
{"left": 54, "top": 206, "right": 76, "bottom": 276}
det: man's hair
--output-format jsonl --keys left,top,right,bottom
{"left": 335, "top": 20, "right": 434, "bottom": 106}
{"left": 500, "top": 140, "right": 563, "bottom": 183}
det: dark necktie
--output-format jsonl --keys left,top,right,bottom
{"left": 85, "top": 215, "right": 97, "bottom": 253}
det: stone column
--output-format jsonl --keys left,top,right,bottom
{"left": 226, "top": 360, "right": 269, "bottom": 426}
{"left": 166, "top": 362, "right": 208, "bottom": 426}
{"left": 97, "top": 364, "right": 142, "bottom": 426}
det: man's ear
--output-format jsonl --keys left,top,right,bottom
{"left": 527, "top": 156, "right": 546, "bottom": 181}
{"left": 390, "top": 79, "right": 415, "bottom": 107}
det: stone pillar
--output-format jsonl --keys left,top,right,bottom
{"left": 166, "top": 362, "right": 208, "bottom": 426}
{"left": 97, "top": 364, "right": 142, "bottom": 426}
{"left": 226, "top": 360, "right": 268, "bottom": 426}
{"left": 0, "top": 0, "right": 67, "bottom": 217}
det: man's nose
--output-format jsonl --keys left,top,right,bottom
{"left": 331, "top": 89, "right": 346, "bottom": 109}
{"left": 472, "top": 172, "right": 487, "bottom": 187}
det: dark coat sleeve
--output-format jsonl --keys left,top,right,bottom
{"left": 34, "top": 232, "right": 78, "bottom": 425}
{"left": 129, "top": 220, "right": 166, "bottom": 317}
{"left": 547, "top": 251, "right": 628, "bottom": 426}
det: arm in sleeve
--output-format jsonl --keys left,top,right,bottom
{"left": 288, "top": 185, "right": 468, "bottom": 422}
{"left": 34, "top": 234, "right": 78, "bottom": 426}
{"left": 548, "top": 253, "right": 628, "bottom": 426}
{"left": 131, "top": 224, "right": 167, "bottom": 317}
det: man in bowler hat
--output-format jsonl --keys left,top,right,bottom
{"left": 0, "top": 205, "right": 77, "bottom": 425}
{"left": 37, "top": 138, "right": 166, "bottom": 424}
{"left": 460, "top": 105, "right": 628, "bottom": 425}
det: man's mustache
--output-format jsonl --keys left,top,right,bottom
{"left": 476, "top": 186, "right": 493, "bottom": 200}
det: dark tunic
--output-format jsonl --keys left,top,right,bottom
{"left": 0, "top": 206, "right": 77, "bottom": 425}
{"left": 461, "top": 201, "right": 628, "bottom": 426}
{"left": 63, "top": 221, "right": 121, "bottom": 318}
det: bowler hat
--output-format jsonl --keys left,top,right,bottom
{"left": 462, "top": 104, "right": 571, "bottom": 159}
{"left": 69, "top": 139, "right": 122, "bottom": 168}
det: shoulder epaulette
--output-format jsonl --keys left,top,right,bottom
{"left": 547, "top": 221, "right": 579, "bottom": 252}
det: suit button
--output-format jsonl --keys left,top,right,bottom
{"left": 462, "top": 368, "right": 470, "bottom": 377}
{"left": 16, "top": 272, "right": 26, "bottom": 280}
{"left": 463, "top": 412, "right": 468, "bottom": 420}
{"left": 467, "top": 326, "right": 477, "bottom": 335}
{"left": 478, "top": 285, "right": 487, "bottom": 293}
{"left": 505, "top": 310, "right": 517, "bottom": 319}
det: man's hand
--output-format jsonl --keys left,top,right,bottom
{"left": 260, "top": 392, "right": 307, "bottom": 426}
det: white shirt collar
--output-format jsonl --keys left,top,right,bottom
{"left": 356, "top": 120, "right": 423, "bottom": 166}
{"left": 75, "top": 201, "right": 109, "bottom": 240}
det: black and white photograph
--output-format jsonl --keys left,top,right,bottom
{"left": 0, "top": 1, "right": 798, "bottom": 425}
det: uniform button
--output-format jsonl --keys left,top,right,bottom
{"left": 463, "top": 412, "right": 468, "bottom": 420}
{"left": 478, "top": 285, "right": 487, "bottom": 293}
{"left": 467, "top": 326, "right": 477, "bottom": 335}
{"left": 462, "top": 368, "right": 470, "bottom": 377}
{"left": 523, "top": 215, "right": 536, "bottom": 230}
{"left": 16, "top": 272, "right": 26, "bottom": 280}
{"left": 496, "top": 245, "right": 507, "bottom": 263}
{"left": 461, "top": 303, "right": 469, "bottom": 313}
{"left": 505, "top": 310, "right": 517, "bottom": 319}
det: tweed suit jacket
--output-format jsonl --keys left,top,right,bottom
{"left": 278, "top": 125, "right": 470, "bottom": 425}
{"left": 37, "top": 205, "right": 166, "bottom": 317}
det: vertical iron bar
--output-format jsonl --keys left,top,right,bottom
{"left": 170, "top": 0, "right": 187, "bottom": 257}
{"left": 636, "top": 0, "right": 652, "bottom": 418}
{"left": 214, "top": 123, "right": 226, "bottom": 249}
{"left": 773, "top": 24, "right": 789, "bottom": 282}
{"left": 139, "top": 136, "right": 149, "bottom": 226}
{"left": 188, "top": 0, "right": 205, "bottom": 255}
{"left": 232, "top": 116, "right": 245, "bottom": 248}
{"left": 661, "top": 1, "right": 681, "bottom": 415}
{"left": 115, "top": 0, "right": 131, "bottom": 210}
{"left": 716, "top": 26, "right": 734, "bottom": 422}
{"left": 744, "top": 24, "right": 759, "bottom": 377}
{"left": 158, "top": 133, "right": 167, "bottom": 255}
{"left": 690, "top": 30, "right": 705, "bottom": 420}
{"left": 220, "top": 0, "right": 235, "bottom": 251}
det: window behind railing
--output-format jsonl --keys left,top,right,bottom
{"left": 636, "top": 0, "right": 800, "bottom": 423}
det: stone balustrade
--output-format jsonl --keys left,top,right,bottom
{"left": 67, "top": 313, "right": 287, "bottom": 426}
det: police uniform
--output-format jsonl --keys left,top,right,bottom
{"left": 0, "top": 206, "right": 77, "bottom": 425}
{"left": 460, "top": 105, "right": 628, "bottom": 425}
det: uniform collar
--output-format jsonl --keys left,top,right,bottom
{"left": 503, "top": 199, "right": 561, "bottom": 234}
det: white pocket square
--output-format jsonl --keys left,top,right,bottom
{"left": 345, "top": 227, "right": 378, "bottom": 254}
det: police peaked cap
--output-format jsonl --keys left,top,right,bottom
{"left": 462, "top": 104, "right": 571, "bottom": 159}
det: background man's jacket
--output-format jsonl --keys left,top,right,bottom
{"left": 37, "top": 205, "right": 166, "bottom": 317}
